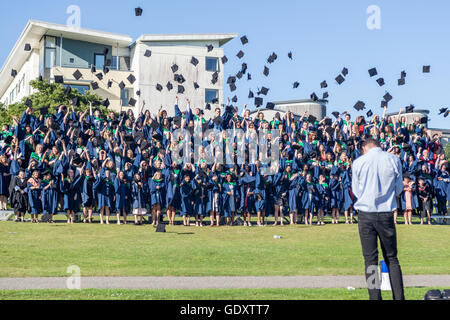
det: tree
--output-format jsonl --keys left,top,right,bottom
{"left": 0, "top": 79, "right": 115, "bottom": 126}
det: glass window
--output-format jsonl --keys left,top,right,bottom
{"left": 45, "top": 36, "right": 56, "bottom": 48}
{"left": 45, "top": 48, "right": 56, "bottom": 68}
{"left": 64, "top": 84, "right": 89, "bottom": 95}
{"left": 205, "top": 57, "right": 218, "bottom": 72}
{"left": 94, "top": 54, "right": 105, "bottom": 70}
{"left": 205, "top": 89, "right": 218, "bottom": 103}
{"left": 112, "top": 57, "right": 120, "bottom": 70}
{"left": 121, "top": 88, "right": 130, "bottom": 106}
{"left": 22, "top": 74, "right": 25, "bottom": 89}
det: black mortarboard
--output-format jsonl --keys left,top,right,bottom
{"left": 4, "top": 136, "right": 13, "bottom": 145}
{"left": 211, "top": 98, "right": 219, "bottom": 104}
{"left": 383, "top": 92, "right": 393, "bottom": 102}
{"left": 193, "top": 82, "right": 199, "bottom": 90}
{"left": 11, "top": 69, "right": 17, "bottom": 77}
{"left": 255, "top": 97, "right": 263, "bottom": 107}
{"left": 368, "top": 68, "right": 378, "bottom": 77}
{"left": 438, "top": 107, "right": 448, "bottom": 115}
{"left": 171, "top": 64, "right": 178, "bottom": 73}
{"left": 366, "top": 110, "right": 373, "bottom": 118}
{"left": 39, "top": 75, "right": 43, "bottom": 82}
{"left": 324, "top": 118, "right": 332, "bottom": 126}
{"left": 227, "top": 76, "right": 236, "bottom": 84}
{"left": 420, "top": 117, "right": 428, "bottom": 124}
{"left": 174, "top": 74, "right": 186, "bottom": 84}
{"left": 127, "top": 74, "right": 136, "bottom": 84}
{"left": 207, "top": 44, "right": 214, "bottom": 52}
{"left": 166, "top": 82, "right": 173, "bottom": 91}
{"left": 96, "top": 73, "right": 103, "bottom": 81}
{"left": 72, "top": 97, "right": 80, "bottom": 107}
{"left": 236, "top": 71, "right": 243, "bottom": 79}
{"left": 236, "top": 50, "right": 244, "bottom": 59}
{"left": 191, "top": 56, "right": 199, "bottom": 67}
{"left": 320, "top": 81, "right": 328, "bottom": 88}
{"left": 288, "top": 52, "right": 293, "bottom": 60}
{"left": 247, "top": 73, "right": 252, "bottom": 80}
{"left": 322, "top": 92, "right": 329, "bottom": 99}
{"left": 136, "top": 90, "right": 141, "bottom": 97}
{"left": 24, "top": 43, "right": 32, "bottom": 51}
{"left": 342, "top": 67, "right": 348, "bottom": 76}
{"left": 54, "top": 75, "right": 64, "bottom": 84}
{"left": 401, "top": 71, "right": 407, "bottom": 79}
{"left": 232, "top": 95, "right": 238, "bottom": 103}
{"left": 266, "top": 102, "right": 275, "bottom": 110}
{"left": 91, "top": 81, "right": 99, "bottom": 90}
{"left": 128, "top": 98, "right": 137, "bottom": 107}
{"left": 241, "top": 63, "right": 248, "bottom": 73}
{"left": 156, "top": 83, "right": 163, "bottom": 92}
{"left": 353, "top": 101, "right": 366, "bottom": 111}
{"left": 144, "top": 50, "right": 152, "bottom": 57}
{"left": 263, "top": 66, "right": 270, "bottom": 76}
{"left": 25, "top": 98, "right": 33, "bottom": 108}
{"left": 335, "top": 74, "right": 345, "bottom": 85}
{"left": 229, "top": 83, "right": 236, "bottom": 92}
{"left": 398, "top": 78, "right": 405, "bottom": 86}
{"left": 225, "top": 105, "right": 235, "bottom": 114}
{"left": 444, "top": 110, "right": 449, "bottom": 118}
{"left": 259, "top": 87, "right": 269, "bottom": 95}
{"left": 103, "top": 66, "right": 110, "bottom": 74}
{"left": 332, "top": 111, "right": 340, "bottom": 118}
{"left": 293, "top": 81, "right": 300, "bottom": 89}
{"left": 310, "top": 92, "right": 318, "bottom": 101}
{"left": 376, "top": 78, "right": 385, "bottom": 86}
{"left": 91, "top": 66, "right": 96, "bottom": 73}
{"left": 105, "top": 58, "right": 111, "bottom": 66}
{"left": 73, "top": 69, "right": 82, "bottom": 80}
{"left": 307, "top": 115, "right": 317, "bottom": 123}
{"left": 177, "top": 85, "right": 185, "bottom": 94}
{"left": 267, "top": 52, "right": 277, "bottom": 64}
{"left": 423, "top": 65, "right": 430, "bottom": 73}
{"left": 119, "top": 81, "right": 126, "bottom": 90}
{"left": 135, "top": 7, "right": 143, "bottom": 16}
{"left": 152, "top": 131, "right": 163, "bottom": 141}
{"left": 221, "top": 56, "right": 228, "bottom": 64}
{"left": 107, "top": 80, "right": 113, "bottom": 88}
{"left": 381, "top": 100, "right": 388, "bottom": 108}
{"left": 64, "top": 85, "right": 72, "bottom": 95}
{"left": 248, "top": 90, "right": 254, "bottom": 98}
{"left": 240, "top": 35, "right": 248, "bottom": 45}
{"left": 406, "top": 105, "right": 415, "bottom": 113}
{"left": 102, "top": 98, "right": 110, "bottom": 108}
{"left": 205, "top": 103, "right": 211, "bottom": 110}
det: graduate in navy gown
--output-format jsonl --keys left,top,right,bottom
{"left": 180, "top": 174, "right": 194, "bottom": 226}
{"left": 164, "top": 163, "right": 182, "bottom": 226}
{"left": 192, "top": 173, "right": 208, "bottom": 227}
{"left": 272, "top": 168, "right": 288, "bottom": 226}
{"left": 207, "top": 172, "right": 222, "bottom": 227}
{"left": 329, "top": 169, "right": 342, "bottom": 224}
{"left": 254, "top": 166, "right": 266, "bottom": 226}
{"left": 114, "top": 171, "right": 131, "bottom": 225}
{"left": 222, "top": 173, "right": 239, "bottom": 226}
{"left": 94, "top": 168, "right": 115, "bottom": 225}
{"left": 300, "top": 173, "right": 319, "bottom": 225}
{"left": 240, "top": 166, "right": 256, "bottom": 227}
{"left": 286, "top": 166, "right": 301, "bottom": 225}
{"left": 41, "top": 170, "right": 58, "bottom": 223}
{"left": 316, "top": 174, "right": 330, "bottom": 225}
{"left": 131, "top": 173, "right": 148, "bottom": 225}
{"left": 81, "top": 168, "right": 97, "bottom": 224}
{"left": 60, "top": 169, "right": 82, "bottom": 224}
{"left": 27, "top": 170, "right": 42, "bottom": 223}
{"left": 149, "top": 170, "right": 165, "bottom": 227}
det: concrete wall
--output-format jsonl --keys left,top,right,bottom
{"left": 1, "top": 49, "right": 40, "bottom": 105}
{"left": 131, "top": 40, "right": 224, "bottom": 117}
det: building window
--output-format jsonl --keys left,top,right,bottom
{"left": 64, "top": 84, "right": 89, "bottom": 95}
{"left": 16, "top": 83, "right": 20, "bottom": 95}
{"left": 44, "top": 36, "right": 56, "bottom": 69}
{"left": 69, "top": 58, "right": 74, "bottom": 63}
{"left": 94, "top": 54, "right": 105, "bottom": 70}
{"left": 205, "top": 89, "right": 218, "bottom": 103}
{"left": 22, "top": 74, "right": 25, "bottom": 89}
{"left": 205, "top": 57, "right": 218, "bottom": 72}
{"left": 121, "top": 88, "right": 130, "bottom": 106}
{"left": 10, "top": 90, "right": 14, "bottom": 103}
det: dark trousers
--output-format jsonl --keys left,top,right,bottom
{"left": 358, "top": 211, "right": 405, "bottom": 300}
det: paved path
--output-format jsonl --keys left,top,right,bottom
{"left": 0, "top": 275, "right": 449, "bottom": 290}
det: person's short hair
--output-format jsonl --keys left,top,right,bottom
{"left": 361, "top": 138, "right": 381, "bottom": 149}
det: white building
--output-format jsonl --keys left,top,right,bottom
{"left": 0, "top": 20, "right": 237, "bottom": 115}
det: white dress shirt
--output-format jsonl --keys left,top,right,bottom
{"left": 352, "top": 147, "right": 403, "bottom": 212}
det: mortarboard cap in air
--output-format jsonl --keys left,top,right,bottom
{"left": 240, "top": 35, "right": 248, "bottom": 45}
{"left": 401, "top": 71, "right": 407, "bottom": 78}
{"left": 136, "top": 90, "right": 141, "bottom": 96}
{"left": 310, "top": 92, "right": 318, "bottom": 101}
{"left": 236, "top": 71, "right": 243, "bottom": 79}
{"left": 205, "top": 103, "right": 211, "bottom": 110}
{"left": 102, "top": 98, "right": 110, "bottom": 108}
{"left": 166, "top": 82, "right": 173, "bottom": 91}
{"left": 91, "top": 81, "right": 99, "bottom": 90}
{"left": 322, "top": 92, "right": 329, "bottom": 99}
{"left": 73, "top": 69, "right": 82, "bottom": 80}
{"left": 332, "top": 111, "right": 340, "bottom": 118}
{"left": 103, "top": 66, "right": 110, "bottom": 74}
{"left": 128, "top": 98, "right": 137, "bottom": 107}
{"left": 107, "top": 80, "right": 113, "bottom": 88}
{"left": 177, "top": 85, "right": 185, "bottom": 94}
{"left": 398, "top": 78, "right": 405, "bottom": 86}
{"left": 420, "top": 117, "right": 428, "bottom": 124}
{"left": 193, "top": 82, "right": 200, "bottom": 90}
{"left": 24, "top": 98, "right": 33, "bottom": 108}
{"left": 259, "top": 87, "right": 269, "bottom": 95}
{"left": 342, "top": 67, "right": 348, "bottom": 76}
{"left": 255, "top": 97, "right": 263, "bottom": 107}
{"left": 376, "top": 78, "right": 385, "bottom": 86}
{"left": 335, "top": 74, "right": 345, "bottom": 85}
{"left": 221, "top": 56, "right": 228, "bottom": 64}
{"left": 248, "top": 90, "right": 254, "bottom": 98}
{"left": 207, "top": 44, "right": 214, "bottom": 52}
{"left": 423, "top": 65, "right": 430, "bottom": 73}
{"left": 24, "top": 43, "right": 32, "bottom": 51}
{"left": 438, "top": 107, "right": 448, "bottom": 115}
{"left": 11, "top": 69, "right": 17, "bottom": 77}
{"left": 229, "top": 83, "right": 236, "bottom": 92}
{"left": 383, "top": 92, "right": 393, "bottom": 102}
{"left": 211, "top": 98, "right": 219, "bottom": 104}
{"left": 156, "top": 83, "right": 163, "bottom": 92}
{"left": 293, "top": 81, "right": 300, "bottom": 89}
{"left": 236, "top": 50, "right": 244, "bottom": 59}
{"left": 263, "top": 66, "right": 270, "bottom": 76}
{"left": 54, "top": 75, "right": 64, "bottom": 84}
{"left": 247, "top": 73, "right": 252, "bottom": 80}
{"left": 320, "top": 81, "right": 328, "bottom": 88}
{"left": 91, "top": 66, "right": 96, "bottom": 73}
{"left": 64, "top": 85, "right": 72, "bottom": 95}
{"left": 368, "top": 68, "right": 378, "bottom": 77}
{"left": 366, "top": 110, "right": 373, "bottom": 118}
{"left": 171, "top": 64, "right": 178, "bottom": 73}
{"left": 119, "top": 81, "right": 126, "bottom": 90}
{"left": 127, "top": 74, "right": 136, "bottom": 84}
{"left": 96, "top": 73, "right": 103, "bottom": 81}
{"left": 405, "top": 105, "right": 415, "bottom": 113}
{"left": 381, "top": 100, "right": 388, "bottom": 108}
{"left": 227, "top": 76, "right": 236, "bottom": 84}
{"left": 232, "top": 95, "right": 238, "bottom": 103}
{"left": 191, "top": 56, "right": 199, "bottom": 67}
{"left": 144, "top": 50, "right": 152, "bottom": 57}
{"left": 135, "top": 7, "right": 143, "bottom": 16}
{"left": 266, "top": 102, "right": 275, "bottom": 110}
{"left": 288, "top": 52, "right": 293, "bottom": 60}
{"left": 353, "top": 101, "right": 366, "bottom": 111}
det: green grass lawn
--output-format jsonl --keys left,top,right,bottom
{"left": 0, "top": 215, "right": 448, "bottom": 278}
{"left": 0, "top": 287, "right": 444, "bottom": 300}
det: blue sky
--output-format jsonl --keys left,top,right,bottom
{"left": 0, "top": 0, "right": 449, "bottom": 129}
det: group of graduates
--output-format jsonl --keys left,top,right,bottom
{"left": 0, "top": 96, "right": 449, "bottom": 226}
